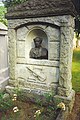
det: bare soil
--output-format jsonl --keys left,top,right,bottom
{"left": 67, "top": 93, "right": 80, "bottom": 120}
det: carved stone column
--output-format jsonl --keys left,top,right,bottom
{"left": 58, "top": 15, "right": 74, "bottom": 96}
{"left": 8, "top": 29, "right": 16, "bottom": 81}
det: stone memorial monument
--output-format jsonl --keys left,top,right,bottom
{"left": 6, "top": 0, "right": 78, "bottom": 117}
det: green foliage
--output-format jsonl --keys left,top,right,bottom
{"left": 72, "top": 48, "right": 80, "bottom": 92}
{"left": 2, "top": 0, "right": 28, "bottom": 8}
{"left": 44, "top": 92, "right": 54, "bottom": 102}
{"left": 0, "top": 92, "right": 20, "bottom": 120}
{"left": 35, "top": 92, "right": 62, "bottom": 113}
{"left": 0, "top": 6, "right": 7, "bottom": 26}
{"left": 0, "top": 92, "right": 14, "bottom": 112}
{"left": 35, "top": 92, "right": 54, "bottom": 107}
{"left": 34, "top": 92, "right": 63, "bottom": 120}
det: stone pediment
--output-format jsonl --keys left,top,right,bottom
{"left": 6, "top": 0, "right": 78, "bottom": 19}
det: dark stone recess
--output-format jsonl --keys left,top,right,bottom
{"left": 6, "top": 0, "right": 79, "bottom": 19}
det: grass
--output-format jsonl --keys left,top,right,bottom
{"left": 72, "top": 48, "right": 80, "bottom": 92}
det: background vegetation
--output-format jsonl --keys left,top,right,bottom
{"left": 72, "top": 48, "right": 80, "bottom": 92}
{"left": 0, "top": 5, "right": 7, "bottom": 26}
{"left": 2, "top": 0, "right": 28, "bottom": 8}
{"left": 0, "top": 0, "right": 29, "bottom": 25}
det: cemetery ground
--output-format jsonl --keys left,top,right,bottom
{"left": 0, "top": 90, "right": 63, "bottom": 120}
{"left": 0, "top": 48, "right": 80, "bottom": 120}
{"left": 67, "top": 48, "right": 80, "bottom": 120}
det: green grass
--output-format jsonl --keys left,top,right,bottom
{"left": 72, "top": 48, "right": 80, "bottom": 92}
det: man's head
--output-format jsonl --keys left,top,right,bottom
{"left": 33, "top": 37, "right": 43, "bottom": 48}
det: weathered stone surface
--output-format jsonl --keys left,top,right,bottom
{"left": 57, "top": 87, "right": 71, "bottom": 97}
{"left": 7, "top": 15, "right": 73, "bottom": 29}
{"left": 15, "top": 64, "right": 59, "bottom": 85}
{"left": 6, "top": 0, "right": 78, "bottom": 19}
{"left": 0, "top": 78, "right": 9, "bottom": 92}
{"left": 8, "top": 79, "right": 58, "bottom": 95}
{"left": 0, "top": 22, "right": 9, "bottom": 92}
{"left": 17, "top": 58, "right": 60, "bottom": 67}
{"left": 8, "top": 29, "right": 16, "bottom": 80}
{"left": 0, "top": 22, "right": 7, "bottom": 31}
{"left": 46, "top": 26, "right": 60, "bottom": 42}
{"left": 59, "top": 25, "right": 74, "bottom": 94}
{"left": 55, "top": 90, "right": 75, "bottom": 112}
{"left": 17, "top": 27, "right": 28, "bottom": 41}
{"left": 48, "top": 42, "right": 60, "bottom": 60}
{"left": 8, "top": 15, "right": 74, "bottom": 97}
{"left": 17, "top": 41, "right": 25, "bottom": 58}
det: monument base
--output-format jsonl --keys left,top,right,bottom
{"left": 57, "top": 86, "right": 72, "bottom": 97}
{"left": 56, "top": 90, "right": 75, "bottom": 120}
{"left": 5, "top": 85, "right": 75, "bottom": 112}
{"left": 55, "top": 90, "right": 75, "bottom": 112}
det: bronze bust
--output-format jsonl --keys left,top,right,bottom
{"left": 29, "top": 37, "right": 48, "bottom": 59}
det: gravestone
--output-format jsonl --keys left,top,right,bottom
{"left": 6, "top": 0, "right": 78, "bottom": 117}
{"left": 0, "top": 22, "right": 9, "bottom": 91}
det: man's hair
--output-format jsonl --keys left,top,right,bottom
{"left": 33, "top": 37, "right": 43, "bottom": 43}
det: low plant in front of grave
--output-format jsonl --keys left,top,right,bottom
{"left": 0, "top": 92, "right": 13, "bottom": 112}
{"left": 0, "top": 92, "right": 20, "bottom": 120}
{"left": 34, "top": 92, "right": 66, "bottom": 120}
{"left": 0, "top": 88, "right": 66, "bottom": 120}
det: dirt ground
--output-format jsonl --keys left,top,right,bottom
{"left": 0, "top": 93, "right": 80, "bottom": 120}
{"left": 67, "top": 93, "right": 80, "bottom": 120}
